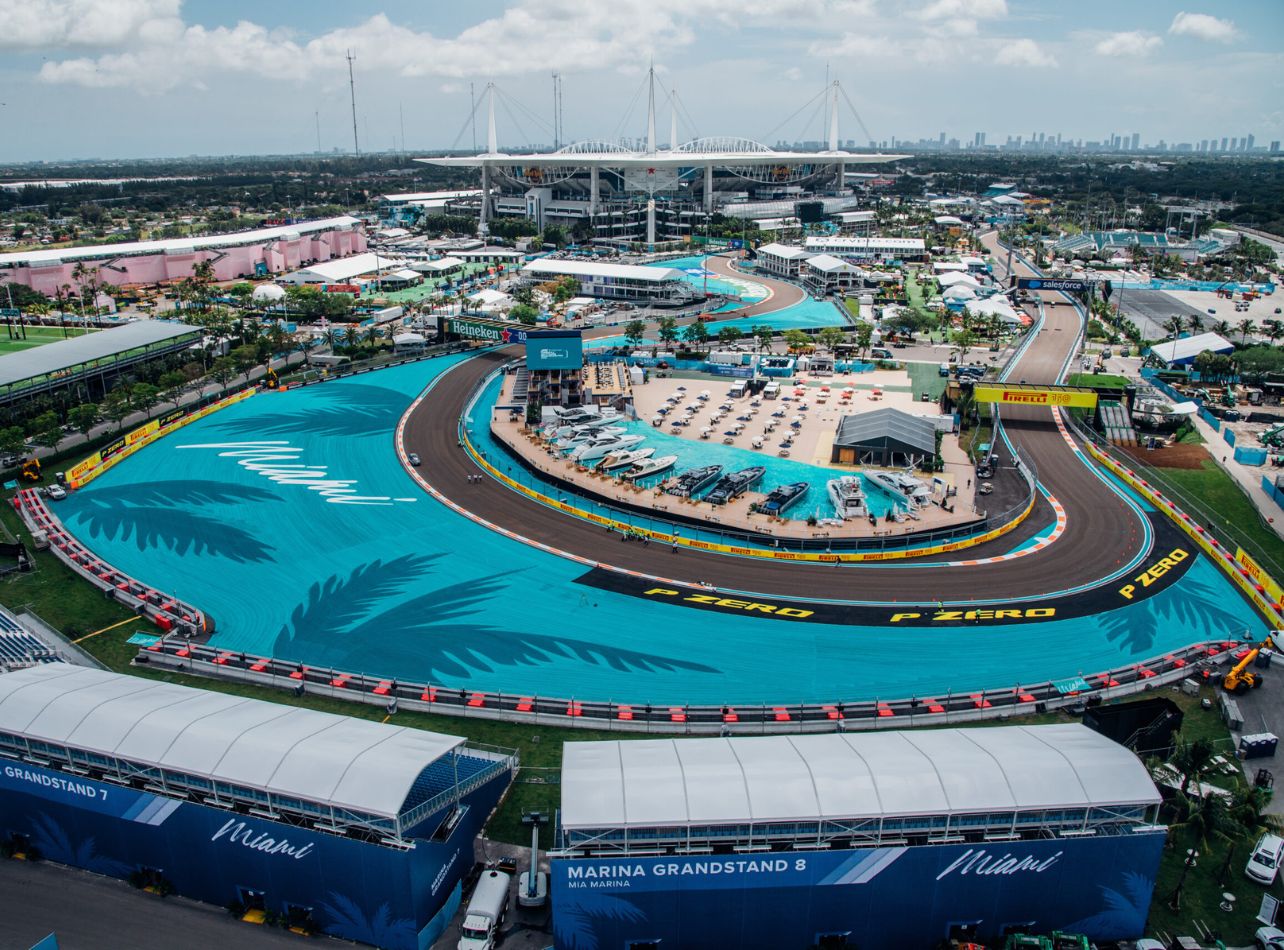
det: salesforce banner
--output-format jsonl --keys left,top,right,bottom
{"left": 1, "top": 760, "right": 506, "bottom": 950}
{"left": 552, "top": 833, "right": 1165, "bottom": 948}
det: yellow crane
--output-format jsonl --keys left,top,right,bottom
{"left": 1223, "top": 635, "right": 1278, "bottom": 694}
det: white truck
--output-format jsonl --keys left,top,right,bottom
{"left": 457, "top": 869, "right": 511, "bottom": 950}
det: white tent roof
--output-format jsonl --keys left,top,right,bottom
{"left": 804, "top": 254, "right": 859, "bottom": 274}
{"left": 937, "top": 271, "right": 981, "bottom": 288}
{"left": 561, "top": 725, "right": 1158, "bottom": 830}
{"left": 942, "top": 284, "right": 977, "bottom": 300}
{"left": 965, "top": 295, "right": 1021, "bottom": 322}
{"left": 0, "top": 665, "right": 463, "bottom": 820}
{"left": 932, "top": 261, "right": 969, "bottom": 272}
{"left": 1148, "top": 332, "right": 1234, "bottom": 365}
{"left": 468, "top": 288, "right": 511, "bottom": 306}
{"left": 756, "top": 242, "right": 812, "bottom": 260}
{"left": 388, "top": 269, "right": 422, "bottom": 281}
{"left": 284, "top": 252, "right": 405, "bottom": 284}
{"left": 412, "top": 256, "right": 465, "bottom": 272}
{"left": 523, "top": 259, "right": 684, "bottom": 283}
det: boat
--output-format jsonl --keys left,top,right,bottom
{"left": 553, "top": 420, "right": 622, "bottom": 440}
{"left": 827, "top": 476, "right": 868, "bottom": 520}
{"left": 761, "top": 481, "right": 809, "bottom": 516}
{"left": 867, "top": 470, "right": 932, "bottom": 508}
{"left": 664, "top": 464, "right": 723, "bottom": 498}
{"left": 553, "top": 425, "right": 624, "bottom": 448}
{"left": 600, "top": 447, "right": 654, "bottom": 472}
{"left": 705, "top": 467, "right": 766, "bottom": 506}
{"left": 570, "top": 434, "right": 644, "bottom": 462}
{"left": 623, "top": 454, "right": 677, "bottom": 481}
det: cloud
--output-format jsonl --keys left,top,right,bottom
{"left": 782, "top": 66, "right": 803, "bottom": 81}
{"left": 1094, "top": 31, "right": 1162, "bottom": 57}
{"left": 916, "top": 0, "right": 1007, "bottom": 21}
{"left": 0, "top": 0, "right": 179, "bottom": 49}
{"left": 994, "top": 38, "right": 1057, "bottom": 67}
{"left": 1169, "top": 11, "right": 1237, "bottom": 42}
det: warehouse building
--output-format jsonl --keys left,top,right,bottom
{"left": 0, "top": 665, "right": 515, "bottom": 950}
{"left": 1147, "top": 331, "right": 1235, "bottom": 368}
{"left": 552, "top": 725, "right": 1164, "bottom": 949}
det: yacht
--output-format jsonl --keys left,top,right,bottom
{"left": 623, "top": 454, "right": 677, "bottom": 481}
{"left": 553, "top": 425, "right": 624, "bottom": 448}
{"left": 867, "top": 470, "right": 932, "bottom": 508}
{"left": 601, "top": 447, "right": 654, "bottom": 472}
{"left": 760, "top": 482, "right": 809, "bottom": 516}
{"left": 827, "top": 476, "right": 868, "bottom": 520}
{"left": 571, "top": 434, "right": 644, "bottom": 463}
{"left": 705, "top": 466, "right": 766, "bottom": 506}
{"left": 664, "top": 464, "right": 723, "bottom": 498}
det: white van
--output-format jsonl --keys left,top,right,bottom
{"left": 458, "top": 869, "right": 511, "bottom": 950}
{"left": 763, "top": 382, "right": 780, "bottom": 399}
{"left": 1246, "top": 833, "right": 1284, "bottom": 885}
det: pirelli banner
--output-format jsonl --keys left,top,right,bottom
{"left": 973, "top": 384, "right": 1098, "bottom": 410}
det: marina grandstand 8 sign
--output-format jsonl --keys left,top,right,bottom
{"left": 973, "top": 383, "right": 1098, "bottom": 409}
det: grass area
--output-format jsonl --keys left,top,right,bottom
{"left": 843, "top": 297, "right": 861, "bottom": 320}
{"left": 905, "top": 361, "right": 948, "bottom": 401}
{"left": 1157, "top": 459, "right": 1284, "bottom": 565}
{"left": 1067, "top": 372, "right": 1132, "bottom": 389}
{"left": 0, "top": 324, "right": 97, "bottom": 354}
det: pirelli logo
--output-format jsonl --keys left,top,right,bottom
{"left": 974, "top": 385, "right": 1098, "bottom": 409}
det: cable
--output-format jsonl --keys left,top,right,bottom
{"left": 838, "top": 85, "right": 875, "bottom": 145}
{"left": 758, "top": 86, "right": 828, "bottom": 147}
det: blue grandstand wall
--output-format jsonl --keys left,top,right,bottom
{"left": 0, "top": 759, "right": 510, "bottom": 950}
{"left": 551, "top": 831, "right": 1166, "bottom": 947}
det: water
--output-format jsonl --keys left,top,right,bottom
{"left": 54, "top": 354, "right": 1268, "bottom": 705}
{"left": 648, "top": 254, "right": 768, "bottom": 301}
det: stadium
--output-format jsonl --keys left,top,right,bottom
{"left": 421, "top": 75, "right": 907, "bottom": 246}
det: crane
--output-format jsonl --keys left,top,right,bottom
{"left": 1223, "top": 634, "right": 1277, "bottom": 694}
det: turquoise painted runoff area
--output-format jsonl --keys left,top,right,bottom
{"left": 650, "top": 255, "right": 769, "bottom": 301}
{"left": 58, "top": 355, "right": 1267, "bottom": 705}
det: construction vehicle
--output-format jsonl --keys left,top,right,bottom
{"left": 1263, "top": 422, "right": 1284, "bottom": 449}
{"left": 19, "top": 458, "right": 40, "bottom": 483}
{"left": 1223, "top": 635, "right": 1277, "bottom": 694}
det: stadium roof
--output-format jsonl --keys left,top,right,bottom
{"left": 0, "top": 664, "right": 464, "bottom": 820}
{"left": 523, "top": 259, "right": 685, "bottom": 283}
{"left": 0, "top": 320, "right": 200, "bottom": 388}
{"left": 560, "top": 725, "right": 1158, "bottom": 830}
{"left": 1148, "top": 331, "right": 1235, "bottom": 365}
{"left": 0, "top": 216, "right": 361, "bottom": 268}
{"left": 422, "top": 146, "right": 909, "bottom": 170}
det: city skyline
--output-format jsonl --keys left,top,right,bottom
{"left": 0, "top": 0, "right": 1280, "bottom": 163}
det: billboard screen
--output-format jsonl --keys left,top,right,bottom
{"left": 1016, "top": 277, "right": 1092, "bottom": 293}
{"left": 973, "top": 384, "right": 1098, "bottom": 409}
{"left": 552, "top": 833, "right": 1165, "bottom": 948}
{"left": 525, "top": 330, "right": 584, "bottom": 371}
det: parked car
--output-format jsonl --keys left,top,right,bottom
{"left": 1256, "top": 925, "right": 1284, "bottom": 950}
{"left": 1246, "top": 832, "right": 1284, "bottom": 884}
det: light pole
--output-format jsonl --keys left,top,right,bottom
{"left": 518, "top": 812, "right": 549, "bottom": 908}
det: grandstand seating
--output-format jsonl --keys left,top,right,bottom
{"left": 400, "top": 752, "right": 498, "bottom": 815}
{"left": 0, "top": 607, "right": 60, "bottom": 671}
{"left": 512, "top": 367, "right": 531, "bottom": 402}
{"left": 1099, "top": 399, "right": 1138, "bottom": 447}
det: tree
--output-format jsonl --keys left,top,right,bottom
{"left": 511, "top": 285, "right": 536, "bottom": 308}
{"left": 67, "top": 403, "right": 99, "bottom": 437}
{"left": 1212, "top": 319, "right": 1231, "bottom": 337}
{"left": 0, "top": 426, "right": 26, "bottom": 460}
{"left": 1184, "top": 314, "right": 1203, "bottom": 334}
{"left": 1238, "top": 318, "right": 1256, "bottom": 344}
{"left": 682, "top": 319, "right": 709, "bottom": 349}
{"left": 32, "top": 411, "right": 64, "bottom": 453}
{"left": 510, "top": 303, "right": 539, "bottom": 326}
{"left": 1170, "top": 738, "right": 1218, "bottom": 799}
{"left": 783, "top": 329, "right": 812, "bottom": 353}
{"left": 102, "top": 388, "right": 132, "bottom": 432}
{"left": 210, "top": 356, "right": 236, "bottom": 391}
{"left": 1262, "top": 320, "right": 1284, "bottom": 346}
{"left": 818, "top": 326, "right": 845, "bottom": 354}
{"left": 552, "top": 276, "right": 579, "bottom": 304}
{"left": 1161, "top": 316, "right": 1185, "bottom": 340}
{"left": 623, "top": 319, "right": 647, "bottom": 349}
{"left": 753, "top": 325, "right": 774, "bottom": 354}
{"left": 657, "top": 316, "right": 679, "bottom": 347}
{"left": 717, "top": 326, "right": 742, "bottom": 346}
{"left": 1166, "top": 789, "right": 1242, "bottom": 910}
{"left": 230, "top": 344, "right": 259, "bottom": 382}
{"left": 854, "top": 323, "right": 873, "bottom": 359}
{"left": 951, "top": 328, "right": 977, "bottom": 362}
{"left": 158, "top": 371, "right": 187, "bottom": 410}
{"left": 1193, "top": 350, "right": 1236, "bottom": 384}
{"left": 130, "top": 383, "right": 161, "bottom": 419}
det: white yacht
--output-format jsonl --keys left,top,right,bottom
{"left": 601, "top": 447, "right": 654, "bottom": 472}
{"left": 623, "top": 454, "right": 677, "bottom": 481}
{"left": 826, "top": 476, "right": 868, "bottom": 520}
{"left": 571, "top": 434, "right": 644, "bottom": 463}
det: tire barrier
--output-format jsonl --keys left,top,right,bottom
{"left": 1083, "top": 436, "right": 1284, "bottom": 628}
{"left": 15, "top": 491, "right": 212, "bottom": 638}
{"left": 137, "top": 636, "right": 1237, "bottom": 734}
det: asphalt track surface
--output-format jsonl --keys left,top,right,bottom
{"left": 402, "top": 238, "right": 1153, "bottom": 604}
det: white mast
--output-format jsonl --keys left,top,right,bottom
{"left": 670, "top": 89, "right": 678, "bottom": 151}
{"left": 646, "top": 64, "right": 657, "bottom": 156}
{"left": 486, "top": 82, "right": 498, "bottom": 155}
{"left": 828, "top": 80, "right": 840, "bottom": 152}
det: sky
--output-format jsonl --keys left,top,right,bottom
{"left": 0, "top": 0, "right": 1280, "bottom": 163}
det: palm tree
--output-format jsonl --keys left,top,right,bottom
{"left": 1262, "top": 320, "right": 1284, "bottom": 346}
{"left": 1184, "top": 314, "right": 1203, "bottom": 334}
{"left": 1166, "top": 790, "right": 1242, "bottom": 910}
{"left": 1212, "top": 319, "right": 1231, "bottom": 337}
{"left": 1161, "top": 316, "right": 1185, "bottom": 340}
{"left": 1170, "top": 737, "right": 1218, "bottom": 798}
{"left": 1238, "top": 318, "right": 1256, "bottom": 344}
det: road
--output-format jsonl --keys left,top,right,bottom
{"left": 401, "top": 237, "right": 1156, "bottom": 605}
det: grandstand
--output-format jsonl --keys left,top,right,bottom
{"left": 0, "top": 607, "right": 59, "bottom": 671}
{"left": 552, "top": 725, "right": 1166, "bottom": 948}
{"left": 0, "top": 319, "right": 200, "bottom": 406}
{"left": 0, "top": 665, "right": 516, "bottom": 948}
{"left": 1053, "top": 230, "right": 1233, "bottom": 262}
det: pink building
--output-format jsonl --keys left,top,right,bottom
{"left": 0, "top": 216, "right": 367, "bottom": 294}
